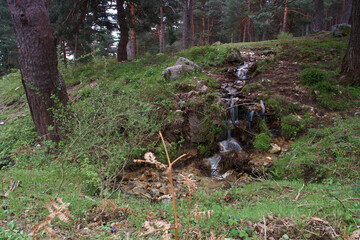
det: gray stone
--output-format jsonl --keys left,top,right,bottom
{"left": 188, "top": 113, "right": 207, "bottom": 143}
{"left": 175, "top": 57, "right": 200, "bottom": 70}
{"left": 225, "top": 48, "right": 244, "bottom": 64}
{"left": 162, "top": 57, "right": 200, "bottom": 81}
{"left": 212, "top": 41, "right": 221, "bottom": 46}
{"left": 162, "top": 65, "right": 184, "bottom": 81}
{"left": 332, "top": 24, "right": 351, "bottom": 37}
{"left": 199, "top": 85, "right": 208, "bottom": 93}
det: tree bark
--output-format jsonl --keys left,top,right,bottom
{"left": 282, "top": 6, "right": 288, "bottom": 32}
{"left": 341, "top": 0, "right": 360, "bottom": 85}
{"left": 341, "top": 0, "right": 352, "bottom": 24}
{"left": 182, "top": 0, "right": 193, "bottom": 49}
{"left": 7, "top": 0, "right": 69, "bottom": 142}
{"left": 62, "top": 40, "right": 67, "bottom": 68}
{"left": 117, "top": 0, "right": 128, "bottom": 61}
{"left": 129, "top": 3, "right": 136, "bottom": 58}
{"left": 312, "top": 0, "right": 325, "bottom": 33}
{"left": 159, "top": 6, "right": 166, "bottom": 53}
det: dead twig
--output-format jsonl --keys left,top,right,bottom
{"left": 293, "top": 183, "right": 305, "bottom": 201}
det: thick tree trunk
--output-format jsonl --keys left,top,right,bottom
{"left": 341, "top": 0, "right": 360, "bottom": 85}
{"left": 312, "top": 0, "right": 325, "bottom": 33}
{"left": 182, "top": 0, "right": 193, "bottom": 49}
{"left": 341, "top": 0, "right": 352, "bottom": 24}
{"left": 7, "top": 0, "right": 68, "bottom": 142}
{"left": 117, "top": 0, "right": 128, "bottom": 61}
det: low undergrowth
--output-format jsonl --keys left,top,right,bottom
{"left": 1, "top": 34, "right": 360, "bottom": 239}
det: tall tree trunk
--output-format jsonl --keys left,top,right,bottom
{"left": 7, "top": 0, "right": 69, "bottom": 142}
{"left": 129, "top": 3, "right": 136, "bottom": 58}
{"left": 243, "top": 21, "right": 247, "bottom": 42}
{"left": 341, "top": 0, "right": 360, "bottom": 85}
{"left": 341, "top": 0, "right": 352, "bottom": 24}
{"left": 182, "top": 0, "right": 193, "bottom": 49}
{"left": 62, "top": 40, "right": 67, "bottom": 68}
{"left": 74, "top": 34, "right": 78, "bottom": 67}
{"left": 159, "top": 6, "right": 165, "bottom": 53}
{"left": 117, "top": 0, "right": 128, "bottom": 61}
{"left": 283, "top": 6, "right": 288, "bottom": 32}
{"left": 312, "top": 0, "right": 325, "bottom": 33}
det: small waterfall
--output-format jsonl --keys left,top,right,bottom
{"left": 236, "top": 63, "right": 251, "bottom": 80}
{"left": 206, "top": 95, "right": 244, "bottom": 177}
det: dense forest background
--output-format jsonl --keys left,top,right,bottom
{"left": 0, "top": 0, "right": 353, "bottom": 75}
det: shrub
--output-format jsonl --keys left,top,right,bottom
{"left": 299, "top": 68, "right": 328, "bottom": 86}
{"left": 253, "top": 133, "right": 271, "bottom": 151}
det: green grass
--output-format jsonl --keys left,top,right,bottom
{"left": 274, "top": 116, "right": 360, "bottom": 183}
{"left": 1, "top": 33, "right": 360, "bottom": 239}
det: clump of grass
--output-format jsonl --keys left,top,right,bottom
{"left": 300, "top": 68, "right": 329, "bottom": 86}
{"left": 253, "top": 133, "right": 271, "bottom": 151}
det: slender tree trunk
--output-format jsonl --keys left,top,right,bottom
{"left": 243, "top": 21, "right": 247, "bottom": 42}
{"left": 283, "top": 6, "right": 288, "bottom": 32}
{"left": 341, "top": 0, "right": 360, "bottom": 85}
{"left": 62, "top": 40, "right": 67, "bottom": 68}
{"left": 159, "top": 6, "right": 166, "bottom": 53}
{"left": 182, "top": 0, "right": 193, "bottom": 49}
{"left": 129, "top": 3, "right": 136, "bottom": 58}
{"left": 117, "top": 0, "right": 128, "bottom": 61}
{"left": 312, "top": 0, "right": 325, "bottom": 32}
{"left": 341, "top": 0, "right": 352, "bottom": 23}
{"left": 231, "top": 32, "right": 234, "bottom": 43}
{"left": 74, "top": 34, "right": 78, "bottom": 67}
{"left": 7, "top": 0, "right": 69, "bottom": 142}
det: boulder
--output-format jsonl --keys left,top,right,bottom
{"left": 162, "top": 65, "right": 184, "bottom": 81}
{"left": 162, "top": 57, "right": 200, "bottom": 81}
{"left": 225, "top": 48, "right": 244, "bottom": 64}
{"left": 188, "top": 113, "right": 207, "bottom": 143}
{"left": 175, "top": 57, "right": 200, "bottom": 70}
{"left": 212, "top": 41, "right": 221, "bottom": 46}
{"left": 332, "top": 24, "right": 351, "bottom": 37}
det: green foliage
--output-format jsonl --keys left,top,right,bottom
{"left": 275, "top": 116, "right": 360, "bottom": 182}
{"left": 281, "top": 114, "right": 312, "bottom": 139}
{"left": 242, "top": 83, "right": 263, "bottom": 93}
{"left": 256, "top": 58, "right": 276, "bottom": 73}
{"left": 179, "top": 45, "right": 229, "bottom": 68}
{"left": 277, "top": 32, "right": 293, "bottom": 47}
{"left": 300, "top": 68, "right": 328, "bottom": 86}
{"left": 253, "top": 133, "right": 271, "bottom": 151}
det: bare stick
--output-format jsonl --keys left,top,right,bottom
{"left": 294, "top": 183, "right": 305, "bottom": 201}
{"left": 263, "top": 216, "right": 267, "bottom": 240}
{"left": 159, "top": 131, "right": 179, "bottom": 240}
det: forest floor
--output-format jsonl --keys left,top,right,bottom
{"left": 1, "top": 32, "right": 360, "bottom": 239}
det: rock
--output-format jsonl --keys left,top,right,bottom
{"left": 199, "top": 85, "right": 208, "bottom": 93}
{"left": 269, "top": 143, "right": 281, "bottom": 154}
{"left": 225, "top": 48, "right": 244, "bottom": 64}
{"left": 188, "top": 113, "right": 207, "bottom": 143}
{"left": 212, "top": 41, "right": 221, "bottom": 46}
{"left": 332, "top": 24, "right": 351, "bottom": 37}
{"left": 162, "top": 65, "right": 184, "bottom": 81}
{"left": 196, "top": 80, "right": 206, "bottom": 90}
{"left": 248, "top": 61, "right": 258, "bottom": 74}
{"left": 162, "top": 57, "right": 200, "bottom": 81}
{"left": 175, "top": 57, "right": 200, "bottom": 71}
